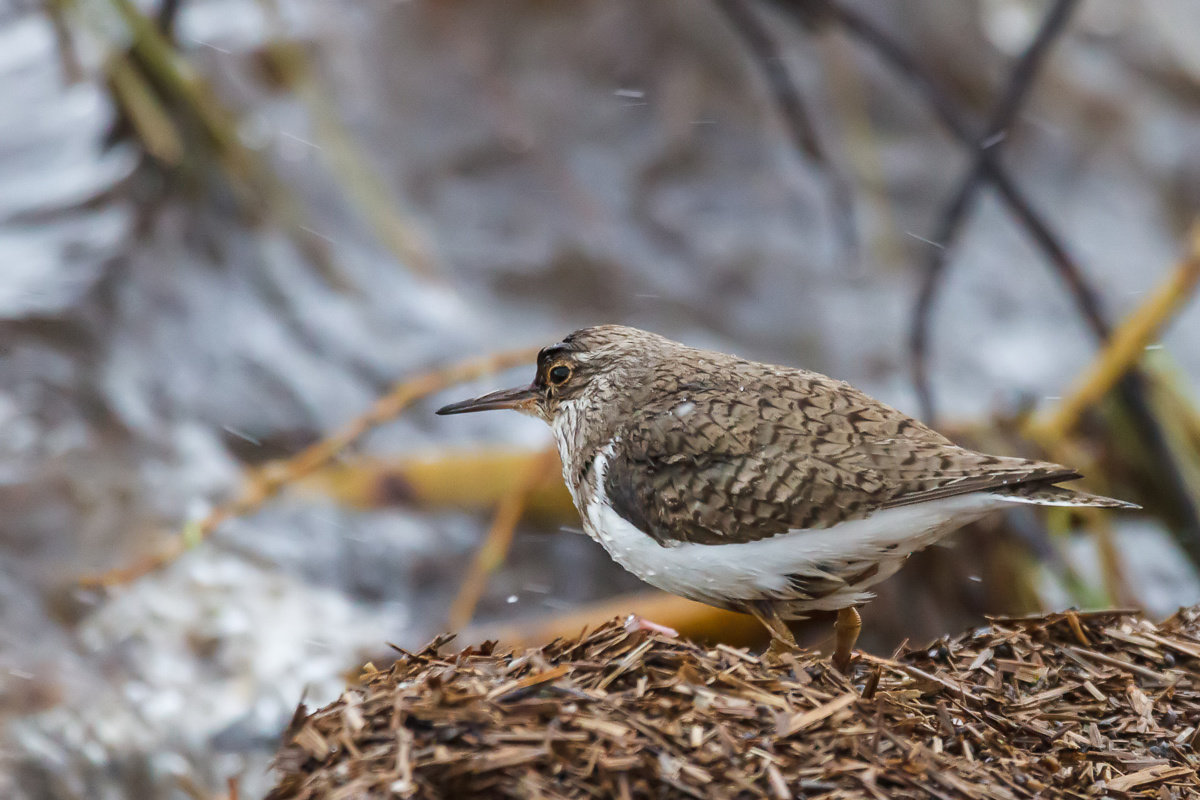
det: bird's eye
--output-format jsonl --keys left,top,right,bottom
{"left": 548, "top": 365, "right": 571, "bottom": 385}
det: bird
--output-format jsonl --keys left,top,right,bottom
{"left": 436, "top": 325, "right": 1137, "bottom": 671}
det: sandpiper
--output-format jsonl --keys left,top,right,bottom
{"left": 437, "top": 326, "right": 1137, "bottom": 671}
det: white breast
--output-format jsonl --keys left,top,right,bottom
{"left": 581, "top": 444, "right": 1007, "bottom": 615}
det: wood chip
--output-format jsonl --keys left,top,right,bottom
{"left": 485, "top": 663, "right": 570, "bottom": 700}
{"left": 777, "top": 691, "right": 858, "bottom": 737}
{"left": 268, "top": 606, "right": 1200, "bottom": 799}
{"left": 1105, "top": 764, "right": 1195, "bottom": 792}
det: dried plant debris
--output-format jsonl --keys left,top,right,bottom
{"left": 269, "top": 608, "right": 1200, "bottom": 799}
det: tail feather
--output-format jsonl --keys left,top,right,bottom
{"left": 991, "top": 480, "right": 1140, "bottom": 510}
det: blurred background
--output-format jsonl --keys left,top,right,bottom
{"left": 2, "top": 0, "right": 1200, "bottom": 797}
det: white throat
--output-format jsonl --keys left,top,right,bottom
{"left": 551, "top": 397, "right": 590, "bottom": 509}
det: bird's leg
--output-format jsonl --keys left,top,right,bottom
{"left": 748, "top": 601, "right": 797, "bottom": 652}
{"left": 832, "top": 606, "right": 862, "bottom": 673}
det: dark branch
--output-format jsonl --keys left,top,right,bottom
{"left": 715, "top": 0, "right": 858, "bottom": 262}
{"left": 157, "top": 0, "right": 183, "bottom": 40}
{"left": 770, "top": 0, "right": 1200, "bottom": 562}
{"left": 911, "top": 0, "right": 1081, "bottom": 422}
{"left": 806, "top": 0, "right": 1112, "bottom": 344}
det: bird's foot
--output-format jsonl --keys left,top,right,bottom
{"left": 624, "top": 614, "right": 679, "bottom": 638}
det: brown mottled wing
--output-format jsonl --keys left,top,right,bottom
{"left": 603, "top": 373, "right": 1075, "bottom": 545}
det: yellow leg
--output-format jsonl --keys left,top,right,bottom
{"left": 832, "top": 607, "right": 862, "bottom": 673}
{"left": 748, "top": 601, "right": 797, "bottom": 649}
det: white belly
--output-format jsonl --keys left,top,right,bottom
{"left": 581, "top": 445, "right": 1006, "bottom": 615}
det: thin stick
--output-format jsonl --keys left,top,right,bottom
{"left": 44, "top": 0, "right": 85, "bottom": 83}
{"left": 256, "top": 0, "right": 442, "bottom": 280}
{"left": 909, "top": 0, "right": 1081, "bottom": 422}
{"left": 795, "top": 0, "right": 1112, "bottom": 344}
{"left": 778, "top": 0, "right": 1200, "bottom": 558}
{"left": 714, "top": 0, "right": 858, "bottom": 261}
{"left": 107, "top": 0, "right": 356, "bottom": 290}
{"left": 447, "top": 447, "right": 560, "bottom": 631}
{"left": 79, "top": 346, "right": 539, "bottom": 587}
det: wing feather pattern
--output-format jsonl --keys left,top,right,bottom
{"left": 602, "top": 371, "right": 1079, "bottom": 546}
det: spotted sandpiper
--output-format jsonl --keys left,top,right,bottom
{"left": 437, "top": 326, "right": 1137, "bottom": 671}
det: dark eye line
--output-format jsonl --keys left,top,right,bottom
{"left": 537, "top": 344, "right": 571, "bottom": 367}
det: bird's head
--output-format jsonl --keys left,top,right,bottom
{"left": 436, "top": 325, "right": 669, "bottom": 425}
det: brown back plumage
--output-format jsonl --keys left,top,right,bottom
{"left": 543, "top": 326, "right": 1132, "bottom": 546}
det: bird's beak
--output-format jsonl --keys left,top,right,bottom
{"left": 436, "top": 384, "right": 540, "bottom": 415}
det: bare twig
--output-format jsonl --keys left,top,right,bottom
{"left": 105, "top": 52, "right": 185, "bottom": 164}
{"left": 773, "top": 0, "right": 1200, "bottom": 561}
{"left": 79, "top": 346, "right": 539, "bottom": 587}
{"left": 99, "top": 0, "right": 361, "bottom": 290}
{"left": 44, "top": 0, "right": 85, "bottom": 83}
{"left": 788, "top": 0, "right": 1111, "bottom": 344}
{"left": 910, "top": 0, "right": 1081, "bottom": 422}
{"left": 714, "top": 0, "right": 858, "bottom": 262}
{"left": 255, "top": 0, "right": 443, "bottom": 280}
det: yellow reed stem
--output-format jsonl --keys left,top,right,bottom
{"left": 1024, "top": 223, "right": 1200, "bottom": 446}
